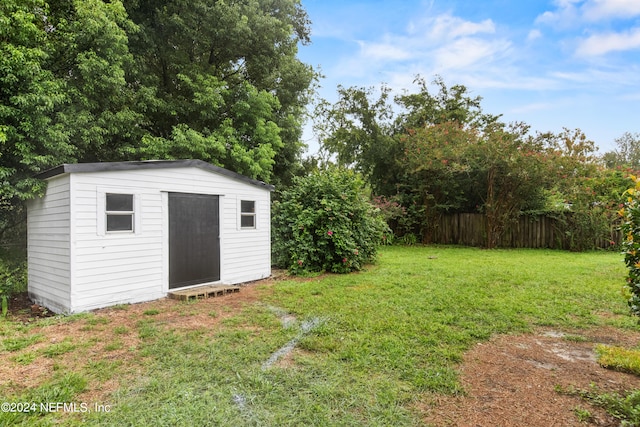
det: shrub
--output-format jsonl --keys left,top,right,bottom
{"left": 0, "top": 251, "right": 27, "bottom": 317}
{"left": 272, "top": 168, "right": 390, "bottom": 274}
{"left": 620, "top": 175, "right": 640, "bottom": 316}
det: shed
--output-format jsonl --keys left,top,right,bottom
{"left": 27, "top": 160, "right": 273, "bottom": 313}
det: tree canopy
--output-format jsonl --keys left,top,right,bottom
{"left": 314, "top": 75, "right": 629, "bottom": 249}
{"left": 1, "top": 0, "right": 316, "bottom": 238}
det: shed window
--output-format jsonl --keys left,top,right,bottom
{"left": 240, "top": 200, "right": 256, "bottom": 229}
{"left": 106, "top": 193, "right": 134, "bottom": 232}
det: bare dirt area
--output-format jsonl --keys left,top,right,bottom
{"left": 421, "top": 326, "right": 640, "bottom": 426}
{"left": 1, "top": 281, "right": 270, "bottom": 405}
{"left": 3, "top": 281, "right": 640, "bottom": 426}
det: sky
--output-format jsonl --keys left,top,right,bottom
{"left": 297, "top": 0, "right": 640, "bottom": 155}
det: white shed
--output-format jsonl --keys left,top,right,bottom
{"left": 27, "top": 160, "right": 273, "bottom": 314}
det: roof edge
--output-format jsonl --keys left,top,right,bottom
{"left": 35, "top": 160, "right": 275, "bottom": 191}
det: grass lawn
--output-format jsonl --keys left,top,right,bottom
{"left": 1, "top": 246, "right": 637, "bottom": 426}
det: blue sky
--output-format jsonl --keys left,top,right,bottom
{"left": 297, "top": 0, "right": 640, "bottom": 155}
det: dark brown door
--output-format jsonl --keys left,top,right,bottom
{"left": 168, "top": 192, "right": 220, "bottom": 289}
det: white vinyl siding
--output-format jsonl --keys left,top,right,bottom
{"left": 70, "top": 178, "right": 164, "bottom": 312}
{"left": 28, "top": 164, "right": 271, "bottom": 313}
{"left": 224, "top": 194, "right": 271, "bottom": 284}
{"left": 27, "top": 175, "right": 72, "bottom": 313}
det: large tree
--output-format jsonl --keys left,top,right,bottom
{"left": 470, "top": 123, "right": 550, "bottom": 248}
{"left": 0, "top": 0, "right": 148, "bottom": 240}
{"left": 1, "top": 1, "right": 61, "bottom": 239}
{"left": 1, "top": 0, "right": 316, "bottom": 242}
{"left": 603, "top": 132, "right": 640, "bottom": 169}
{"left": 313, "top": 84, "right": 397, "bottom": 194}
{"left": 47, "top": 0, "right": 142, "bottom": 162}
{"left": 124, "top": 0, "right": 315, "bottom": 184}
{"left": 314, "top": 76, "right": 501, "bottom": 196}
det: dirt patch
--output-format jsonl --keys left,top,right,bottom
{"left": 421, "top": 327, "right": 640, "bottom": 426}
{"left": 1, "top": 279, "right": 274, "bottom": 404}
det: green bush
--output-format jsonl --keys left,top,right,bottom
{"left": 272, "top": 168, "right": 391, "bottom": 274}
{"left": 0, "top": 253, "right": 27, "bottom": 318}
{"left": 621, "top": 176, "right": 640, "bottom": 316}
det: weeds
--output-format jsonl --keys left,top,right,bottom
{"left": 42, "top": 339, "right": 77, "bottom": 358}
{"left": 0, "top": 252, "right": 27, "bottom": 318}
{"left": 104, "top": 339, "right": 124, "bottom": 351}
{"left": 573, "top": 406, "right": 593, "bottom": 423}
{"left": 1, "top": 290, "right": 7, "bottom": 318}
{"left": 0, "top": 372, "right": 87, "bottom": 426}
{"left": 113, "top": 326, "right": 129, "bottom": 335}
{"left": 561, "top": 385, "right": 640, "bottom": 426}
{"left": 2, "top": 334, "right": 42, "bottom": 352}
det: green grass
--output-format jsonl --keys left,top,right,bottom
{"left": 1, "top": 246, "right": 638, "bottom": 426}
{"left": 42, "top": 339, "right": 77, "bottom": 358}
{"left": 104, "top": 339, "right": 124, "bottom": 352}
{"left": 596, "top": 344, "right": 640, "bottom": 375}
{"left": 113, "top": 325, "right": 129, "bottom": 335}
{"left": 0, "top": 372, "right": 88, "bottom": 427}
{"left": 2, "top": 334, "right": 43, "bottom": 352}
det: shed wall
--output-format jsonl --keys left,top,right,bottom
{"left": 27, "top": 175, "right": 72, "bottom": 313}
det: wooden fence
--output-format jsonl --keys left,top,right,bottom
{"left": 429, "top": 213, "right": 621, "bottom": 249}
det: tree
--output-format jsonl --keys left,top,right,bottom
{"left": 537, "top": 128, "right": 627, "bottom": 251}
{"left": 317, "top": 75, "right": 621, "bottom": 249}
{"left": 471, "top": 123, "right": 550, "bottom": 248}
{"left": 313, "top": 84, "right": 398, "bottom": 194}
{"left": 619, "top": 175, "right": 640, "bottom": 316}
{"left": 315, "top": 76, "right": 502, "bottom": 197}
{"left": 604, "top": 132, "right": 640, "bottom": 169}
{"left": 47, "top": 0, "right": 142, "bottom": 162}
{"left": 393, "top": 75, "right": 500, "bottom": 131}
{"left": 401, "top": 121, "right": 478, "bottom": 241}
{"left": 123, "top": 0, "right": 316, "bottom": 183}
{"left": 401, "top": 121, "right": 551, "bottom": 247}
{"left": 1, "top": 0, "right": 317, "bottom": 243}
{"left": 1, "top": 0, "right": 142, "bottom": 241}
{"left": 0, "top": 0, "right": 69, "bottom": 239}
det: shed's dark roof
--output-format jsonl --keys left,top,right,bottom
{"left": 36, "top": 160, "right": 275, "bottom": 191}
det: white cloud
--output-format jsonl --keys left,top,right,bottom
{"left": 357, "top": 39, "right": 413, "bottom": 62}
{"left": 425, "top": 14, "right": 495, "bottom": 40}
{"left": 550, "top": 70, "right": 595, "bottom": 82}
{"left": 527, "top": 29, "right": 543, "bottom": 41}
{"left": 433, "top": 37, "right": 511, "bottom": 71}
{"left": 534, "top": 0, "right": 581, "bottom": 27}
{"left": 582, "top": 0, "right": 640, "bottom": 21}
{"left": 328, "top": 6, "right": 635, "bottom": 99}
{"left": 537, "top": 0, "right": 640, "bottom": 25}
{"left": 576, "top": 27, "right": 640, "bottom": 55}
{"left": 352, "top": 13, "right": 502, "bottom": 70}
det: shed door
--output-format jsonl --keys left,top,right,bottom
{"left": 168, "top": 192, "right": 220, "bottom": 289}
